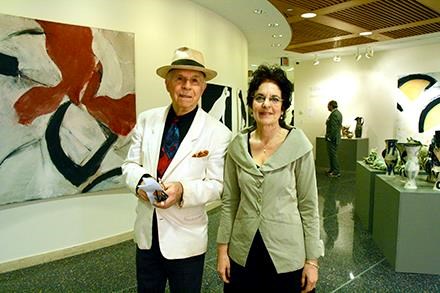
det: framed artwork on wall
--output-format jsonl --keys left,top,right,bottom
{"left": 0, "top": 13, "right": 136, "bottom": 205}
{"left": 396, "top": 72, "right": 440, "bottom": 144}
{"left": 201, "top": 83, "right": 232, "bottom": 130}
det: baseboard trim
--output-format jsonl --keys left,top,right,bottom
{"left": 0, "top": 231, "right": 133, "bottom": 274}
{"left": 0, "top": 200, "right": 222, "bottom": 274}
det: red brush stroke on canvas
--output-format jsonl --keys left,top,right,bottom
{"left": 81, "top": 61, "right": 135, "bottom": 136}
{"left": 13, "top": 20, "right": 135, "bottom": 136}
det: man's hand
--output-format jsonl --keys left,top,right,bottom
{"left": 154, "top": 181, "right": 183, "bottom": 209}
{"left": 136, "top": 188, "right": 150, "bottom": 202}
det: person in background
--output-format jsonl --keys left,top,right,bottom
{"left": 325, "top": 100, "right": 343, "bottom": 177}
{"left": 122, "top": 46, "right": 231, "bottom": 293}
{"left": 216, "top": 65, "right": 323, "bottom": 292}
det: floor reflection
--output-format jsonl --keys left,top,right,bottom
{"left": 323, "top": 180, "right": 339, "bottom": 251}
{"left": 0, "top": 169, "right": 439, "bottom": 292}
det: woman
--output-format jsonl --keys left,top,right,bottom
{"left": 216, "top": 65, "right": 323, "bottom": 292}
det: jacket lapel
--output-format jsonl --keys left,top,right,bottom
{"left": 229, "top": 128, "right": 313, "bottom": 173}
{"left": 228, "top": 130, "right": 262, "bottom": 176}
{"left": 148, "top": 106, "right": 169, "bottom": 177}
{"left": 261, "top": 128, "right": 312, "bottom": 171}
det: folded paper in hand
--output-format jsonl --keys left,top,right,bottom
{"left": 138, "top": 177, "right": 165, "bottom": 203}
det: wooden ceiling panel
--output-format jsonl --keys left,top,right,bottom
{"left": 269, "top": 0, "right": 440, "bottom": 53}
{"left": 293, "top": 36, "right": 377, "bottom": 53}
{"left": 276, "top": 0, "right": 351, "bottom": 12}
{"left": 383, "top": 22, "right": 440, "bottom": 38}
{"left": 329, "top": 0, "right": 440, "bottom": 30}
{"left": 290, "top": 20, "right": 351, "bottom": 44}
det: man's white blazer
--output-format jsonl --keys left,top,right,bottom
{"left": 123, "top": 105, "right": 231, "bottom": 259}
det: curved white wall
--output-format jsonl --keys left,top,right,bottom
{"left": 0, "top": 0, "right": 248, "bottom": 272}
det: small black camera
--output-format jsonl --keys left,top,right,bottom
{"left": 155, "top": 190, "right": 168, "bottom": 202}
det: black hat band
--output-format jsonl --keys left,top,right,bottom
{"left": 171, "top": 59, "right": 205, "bottom": 68}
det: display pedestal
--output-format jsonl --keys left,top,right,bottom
{"left": 372, "top": 175, "right": 440, "bottom": 274}
{"left": 355, "top": 161, "right": 385, "bottom": 232}
{"left": 315, "top": 137, "right": 369, "bottom": 171}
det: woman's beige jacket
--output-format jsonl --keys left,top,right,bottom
{"left": 217, "top": 127, "right": 324, "bottom": 273}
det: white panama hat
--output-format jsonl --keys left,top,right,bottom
{"left": 156, "top": 46, "right": 217, "bottom": 81}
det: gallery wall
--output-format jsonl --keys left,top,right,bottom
{"left": 0, "top": 0, "right": 248, "bottom": 272}
{"left": 0, "top": 0, "right": 248, "bottom": 123}
{"left": 294, "top": 42, "right": 440, "bottom": 154}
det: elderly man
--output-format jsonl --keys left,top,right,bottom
{"left": 122, "top": 47, "right": 231, "bottom": 293}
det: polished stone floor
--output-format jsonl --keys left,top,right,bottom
{"left": 1, "top": 170, "right": 439, "bottom": 292}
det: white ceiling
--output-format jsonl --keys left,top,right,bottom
{"left": 191, "top": 0, "right": 292, "bottom": 68}
{"left": 191, "top": 0, "right": 440, "bottom": 69}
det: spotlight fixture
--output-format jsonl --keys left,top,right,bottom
{"left": 253, "top": 9, "right": 263, "bottom": 14}
{"left": 313, "top": 55, "right": 320, "bottom": 66}
{"left": 268, "top": 23, "right": 279, "bottom": 27}
{"left": 272, "top": 34, "right": 283, "bottom": 38}
{"left": 333, "top": 55, "right": 341, "bottom": 62}
{"left": 355, "top": 48, "right": 362, "bottom": 61}
{"left": 365, "top": 47, "right": 374, "bottom": 58}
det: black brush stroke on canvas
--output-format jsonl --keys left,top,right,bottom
{"left": 45, "top": 101, "right": 118, "bottom": 187}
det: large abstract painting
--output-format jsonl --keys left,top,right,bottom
{"left": 0, "top": 14, "right": 136, "bottom": 205}
{"left": 201, "top": 83, "right": 232, "bottom": 130}
{"left": 396, "top": 72, "right": 440, "bottom": 144}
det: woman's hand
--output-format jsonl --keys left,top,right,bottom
{"left": 301, "top": 260, "right": 319, "bottom": 292}
{"left": 217, "top": 243, "right": 231, "bottom": 283}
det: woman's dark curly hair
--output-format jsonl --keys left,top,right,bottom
{"left": 247, "top": 65, "right": 293, "bottom": 126}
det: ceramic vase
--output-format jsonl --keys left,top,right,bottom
{"left": 425, "top": 130, "right": 440, "bottom": 182}
{"left": 382, "top": 139, "right": 399, "bottom": 176}
{"left": 354, "top": 117, "right": 364, "bottom": 138}
{"left": 404, "top": 142, "right": 421, "bottom": 189}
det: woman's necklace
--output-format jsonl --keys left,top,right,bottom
{"left": 259, "top": 128, "right": 282, "bottom": 154}
{"left": 262, "top": 141, "right": 271, "bottom": 154}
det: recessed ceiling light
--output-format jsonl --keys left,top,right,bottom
{"left": 253, "top": 9, "right": 263, "bottom": 14}
{"left": 333, "top": 55, "right": 341, "bottom": 62}
{"left": 301, "top": 12, "right": 316, "bottom": 18}
{"left": 268, "top": 23, "right": 279, "bottom": 27}
{"left": 359, "top": 31, "right": 372, "bottom": 36}
{"left": 286, "top": 8, "right": 293, "bottom": 12}
{"left": 272, "top": 34, "right": 283, "bottom": 38}
{"left": 271, "top": 43, "right": 281, "bottom": 47}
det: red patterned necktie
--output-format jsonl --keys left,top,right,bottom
{"left": 157, "top": 117, "right": 180, "bottom": 178}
